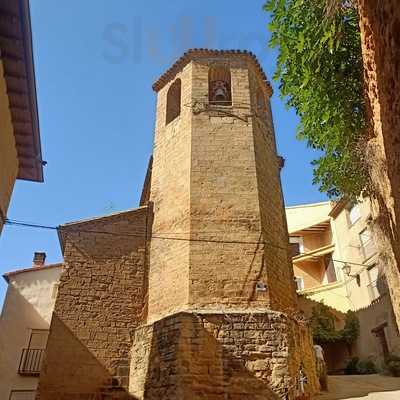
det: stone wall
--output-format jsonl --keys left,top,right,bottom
{"left": 147, "top": 62, "right": 193, "bottom": 322}
{"left": 355, "top": 293, "right": 400, "bottom": 368}
{"left": 248, "top": 65, "right": 298, "bottom": 312}
{"left": 129, "top": 311, "right": 319, "bottom": 400}
{"left": 358, "top": 0, "right": 400, "bottom": 329}
{"left": 0, "top": 60, "right": 18, "bottom": 234}
{"left": 37, "top": 207, "right": 150, "bottom": 399}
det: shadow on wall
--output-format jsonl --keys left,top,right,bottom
{"left": 37, "top": 314, "right": 138, "bottom": 400}
{"left": 131, "top": 312, "right": 318, "bottom": 400}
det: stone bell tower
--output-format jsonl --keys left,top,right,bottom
{"left": 146, "top": 49, "right": 297, "bottom": 322}
{"left": 130, "top": 50, "right": 318, "bottom": 399}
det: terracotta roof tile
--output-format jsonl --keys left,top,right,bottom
{"left": 152, "top": 49, "right": 273, "bottom": 94}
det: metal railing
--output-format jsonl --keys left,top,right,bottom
{"left": 18, "top": 348, "right": 45, "bottom": 375}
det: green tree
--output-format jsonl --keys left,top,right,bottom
{"left": 310, "top": 303, "right": 341, "bottom": 343}
{"left": 310, "top": 303, "right": 360, "bottom": 345}
{"left": 341, "top": 310, "right": 360, "bottom": 354}
{"left": 265, "top": 0, "right": 367, "bottom": 198}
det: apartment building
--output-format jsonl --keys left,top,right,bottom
{"left": 286, "top": 199, "right": 400, "bottom": 368}
{"left": 0, "top": 253, "right": 62, "bottom": 400}
{"left": 286, "top": 199, "right": 379, "bottom": 311}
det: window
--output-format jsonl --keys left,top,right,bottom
{"left": 289, "top": 236, "right": 304, "bottom": 257}
{"left": 166, "top": 78, "right": 181, "bottom": 125}
{"left": 208, "top": 65, "right": 232, "bottom": 106}
{"left": 367, "top": 265, "right": 380, "bottom": 301}
{"left": 359, "top": 228, "right": 377, "bottom": 260}
{"left": 294, "top": 276, "right": 304, "bottom": 291}
{"left": 347, "top": 203, "right": 361, "bottom": 226}
{"left": 18, "top": 330, "right": 48, "bottom": 375}
{"left": 29, "top": 329, "right": 48, "bottom": 348}
{"left": 9, "top": 391, "right": 36, "bottom": 400}
{"left": 323, "top": 255, "right": 337, "bottom": 284}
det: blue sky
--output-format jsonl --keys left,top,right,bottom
{"left": 0, "top": 0, "right": 327, "bottom": 305}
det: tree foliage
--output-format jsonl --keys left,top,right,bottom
{"left": 265, "top": 0, "right": 367, "bottom": 198}
{"left": 311, "top": 303, "right": 341, "bottom": 343}
{"left": 310, "top": 303, "right": 360, "bottom": 344}
{"left": 341, "top": 310, "right": 360, "bottom": 344}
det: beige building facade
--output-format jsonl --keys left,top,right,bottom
{"left": 0, "top": 0, "right": 44, "bottom": 235}
{"left": 287, "top": 199, "right": 379, "bottom": 312}
{"left": 0, "top": 253, "right": 62, "bottom": 400}
{"left": 286, "top": 199, "right": 400, "bottom": 369}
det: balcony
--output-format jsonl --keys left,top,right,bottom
{"left": 18, "top": 348, "right": 45, "bottom": 376}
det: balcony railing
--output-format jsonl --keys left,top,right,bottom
{"left": 18, "top": 348, "right": 45, "bottom": 375}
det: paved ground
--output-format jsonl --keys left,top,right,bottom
{"left": 316, "top": 374, "right": 400, "bottom": 400}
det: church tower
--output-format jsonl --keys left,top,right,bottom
{"left": 147, "top": 49, "right": 297, "bottom": 323}
{"left": 129, "top": 50, "right": 318, "bottom": 399}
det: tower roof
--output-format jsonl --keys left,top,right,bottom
{"left": 152, "top": 49, "right": 273, "bottom": 95}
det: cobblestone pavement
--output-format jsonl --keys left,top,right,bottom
{"left": 316, "top": 374, "right": 400, "bottom": 400}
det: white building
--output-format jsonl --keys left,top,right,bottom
{"left": 0, "top": 253, "right": 62, "bottom": 400}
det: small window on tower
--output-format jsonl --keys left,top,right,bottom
{"left": 166, "top": 78, "right": 181, "bottom": 125}
{"left": 208, "top": 65, "right": 232, "bottom": 106}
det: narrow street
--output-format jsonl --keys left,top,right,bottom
{"left": 316, "top": 375, "right": 400, "bottom": 400}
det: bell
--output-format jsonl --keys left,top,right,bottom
{"left": 214, "top": 87, "right": 226, "bottom": 102}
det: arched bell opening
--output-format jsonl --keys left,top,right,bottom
{"left": 166, "top": 78, "right": 181, "bottom": 125}
{"left": 208, "top": 66, "right": 232, "bottom": 106}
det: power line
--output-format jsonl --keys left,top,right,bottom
{"left": 4, "top": 218, "right": 373, "bottom": 268}
{"left": 4, "top": 219, "right": 282, "bottom": 248}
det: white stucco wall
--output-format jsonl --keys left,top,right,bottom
{"left": 0, "top": 265, "right": 62, "bottom": 398}
{"left": 286, "top": 201, "right": 332, "bottom": 234}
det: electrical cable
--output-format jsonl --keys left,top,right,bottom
{"left": 4, "top": 217, "right": 372, "bottom": 268}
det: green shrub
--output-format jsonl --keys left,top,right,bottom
{"left": 357, "top": 359, "right": 377, "bottom": 374}
{"left": 344, "top": 357, "right": 360, "bottom": 375}
{"left": 344, "top": 357, "right": 377, "bottom": 375}
{"left": 385, "top": 354, "right": 400, "bottom": 377}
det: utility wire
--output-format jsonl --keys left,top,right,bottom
{"left": 4, "top": 218, "right": 373, "bottom": 268}
{"left": 4, "top": 219, "right": 279, "bottom": 248}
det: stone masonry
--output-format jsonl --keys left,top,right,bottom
{"left": 37, "top": 207, "right": 150, "bottom": 399}
{"left": 358, "top": 0, "right": 400, "bottom": 329}
{"left": 37, "top": 50, "right": 318, "bottom": 400}
{"left": 130, "top": 312, "right": 317, "bottom": 400}
{"left": 148, "top": 50, "right": 297, "bottom": 321}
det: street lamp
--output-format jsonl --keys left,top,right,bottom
{"left": 342, "top": 263, "right": 352, "bottom": 276}
{"left": 342, "top": 263, "right": 361, "bottom": 286}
